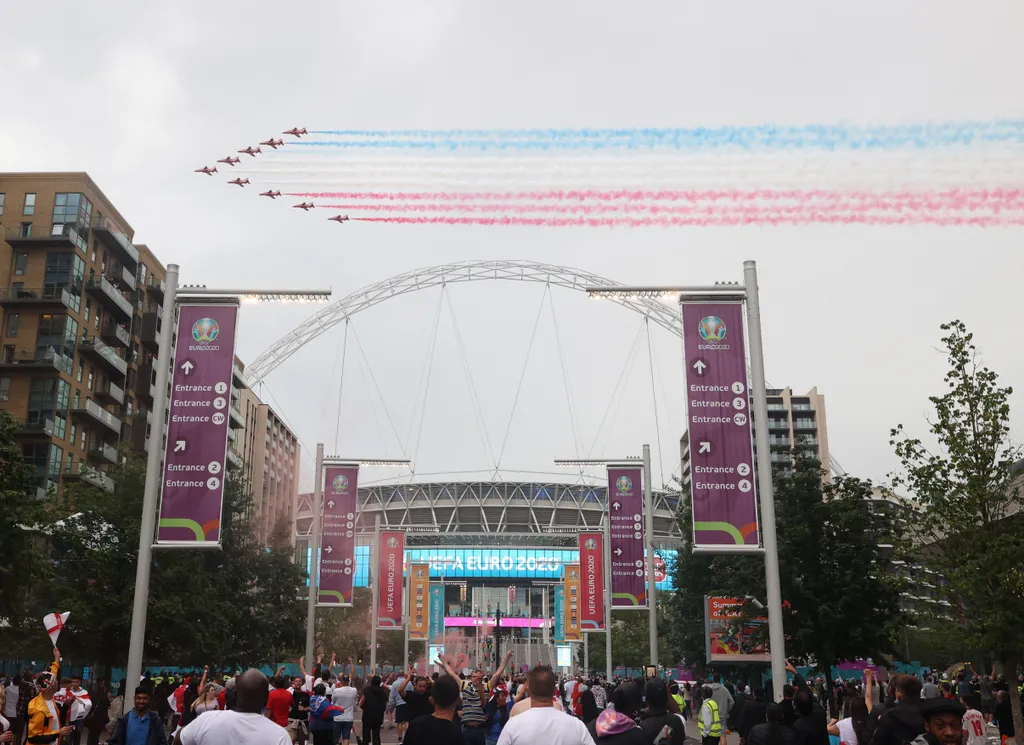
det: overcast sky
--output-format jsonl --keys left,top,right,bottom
{"left": 3, "top": 1, "right": 1022, "bottom": 492}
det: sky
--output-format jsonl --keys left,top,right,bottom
{"left": 2, "top": 0, "right": 1022, "bottom": 492}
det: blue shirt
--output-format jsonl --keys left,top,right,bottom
{"left": 125, "top": 710, "right": 150, "bottom": 745}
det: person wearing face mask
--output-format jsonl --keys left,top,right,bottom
{"left": 27, "top": 647, "right": 75, "bottom": 744}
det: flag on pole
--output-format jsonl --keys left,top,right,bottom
{"left": 43, "top": 612, "right": 70, "bottom": 646}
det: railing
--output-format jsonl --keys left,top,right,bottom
{"left": 91, "top": 216, "right": 139, "bottom": 265}
{"left": 99, "top": 380, "right": 125, "bottom": 404}
{"left": 0, "top": 286, "right": 73, "bottom": 306}
{"left": 85, "top": 276, "right": 133, "bottom": 317}
{"left": 89, "top": 442, "right": 118, "bottom": 463}
{"left": 4, "top": 223, "right": 83, "bottom": 245}
{"left": 79, "top": 334, "right": 128, "bottom": 375}
{"left": 72, "top": 399, "right": 120, "bottom": 433}
{"left": 147, "top": 277, "right": 165, "bottom": 296}
{"left": 101, "top": 320, "right": 131, "bottom": 347}
{"left": 17, "top": 417, "right": 54, "bottom": 435}
{"left": 65, "top": 462, "right": 115, "bottom": 492}
{"left": 0, "top": 349, "right": 63, "bottom": 370}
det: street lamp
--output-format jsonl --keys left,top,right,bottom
{"left": 126, "top": 267, "right": 331, "bottom": 691}
{"left": 581, "top": 261, "right": 788, "bottom": 700}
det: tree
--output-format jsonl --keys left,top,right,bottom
{"left": 586, "top": 608, "right": 674, "bottom": 672}
{"left": 891, "top": 319, "right": 1024, "bottom": 739}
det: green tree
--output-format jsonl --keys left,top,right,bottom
{"left": 891, "top": 319, "right": 1024, "bottom": 738}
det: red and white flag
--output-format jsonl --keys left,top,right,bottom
{"left": 43, "top": 612, "right": 70, "bottom": 646}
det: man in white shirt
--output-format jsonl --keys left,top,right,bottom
{"left": 179, "top": 669, "right": 289, "bottom": 745}
{"left": 509, "top": 677, "right": 564, "bottom": 717}
{"left": 331, "top": 659, "right": 358, "bottom": 745}
{"left": 498, "top": 666, "right": 595, "bottom": 745}
{"left": 66, "top": 674, "right": 92, "bottom": 740}
{"left": 961, "top": 696, "right": 987, "bottom": 745}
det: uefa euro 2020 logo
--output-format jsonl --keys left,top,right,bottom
{"left": 332, "top": 474, "right": 349, "bottom": 491}
{"left": 615, "top": 475, "right": 632, "bottom": 493}
{"left": 584, "top": 538, "right": 598, "bottom": 550}
{"left": 192, "top": 317, "right": 220, "bottom": 344}
{"left": 386, "top": 536, "right": 399, "bottom": 548}
{"left": 698, "top": 316, "right": 727, "bottom": 343}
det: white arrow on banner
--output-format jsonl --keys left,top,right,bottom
{"left": 324, "top": 546, "right": 333, "bottom": 554}
{"left": 174, "top": 441, "right": 186, "bottom": 452}
{"left": 612, "top": 501, "right": 621, "bottom": 510}
{"left": 181, "top": 361, "right": 195, "bottom": 375}
{"left": 613, "top": 548, "right": 623, "bottom": 556}
{"left": 692, "top": 360, "right": 707, "bottom": 375}
{"left": 698, "top": 441, "right": 711, "bottom": 454}
{"left": 326, "top": 500, "right": 335, "bottom": 509}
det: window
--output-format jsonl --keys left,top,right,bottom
{"left": 14, "top": 252, "right": 27, "bottom": 275}
{"left": 48, "top": 444, "right": 63, "bottom": 481}
{"left": 77, "top": 362, "right": 84, "bottom": 383}
{"left": 84, "top": 301, "right": 90, "bottom": 322}
{"left": 87, "top": 370, "right": 93, "bottom": 391}
{"left": 53, "top": 380, "right": 69, "bottom": 440}
{"left": 5, "top": 313, "right": 19, "bottom": 337}
{"left": 19, "top": 222, "right": 31, "bottom": 238}
{"left": 0, "top": 193, "right": 5, "bottom": 216}
{"left": 23, "top": 193, "right": 36, "bottom": 216}
{"left": 0, "top": 377, "right": 10, "bottom": 401}
{"left": 80, "top": 429, "right": 86, "bottom": 450}
{"left": 70, "top": 423, "right": 77, "bottom": 444}
{"left": 51, "top": 193, "right": 91, "bottom": 251}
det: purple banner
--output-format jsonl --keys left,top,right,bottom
{"left": 681, "top": 302, "right": 760, "bottom": 548}
{"left": 157, "top": 303, "right": 239, "bottom": 544}
{"left": 608, "top": 466, "right": 647, "bottom": 608}
{"left": 319, "top": 466, "right": 358, "bottom": 605}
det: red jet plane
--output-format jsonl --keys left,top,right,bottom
{"left": 194, "top": 166, "right": 217, "bottom": 176}
{"left": 293, "top": 202, "right": 314, "bottom": 211}
{"left": 260, "top": 138, "right": 285, "bottom": 149}
{"left": 237, "top": 146, "right": 261, "bottom": 157}
{"left": 217, "top": 156, "right": 241, "bottom": 166}
{"left": 260, "top": 190, "right": 282, "bottom": 199}
{"left": 283, "top": 127, "right": 308, "bottom": 137}
{"left": 228, "top": 178, "right": 250, "bottom": 187}
{"left": 328, "top": 214, "right": 349, "bottom": 223}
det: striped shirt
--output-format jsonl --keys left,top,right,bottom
{"left": 460, "top": 681, "right": 488, "bottom": 726}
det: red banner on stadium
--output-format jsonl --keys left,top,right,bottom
{"left": 579, "top": 532, "right": 605, "bottom": 632}
{"left": 377, "top": 531, "right": 405, "bottom": 629}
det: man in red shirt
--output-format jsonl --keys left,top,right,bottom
{"left": 266, "top": 676, "right": 295, "bottom": 728}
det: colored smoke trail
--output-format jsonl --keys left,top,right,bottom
{"left": 351, "top": 214, "right": 1024, "bottom": 227}
{"left": 304, "top": 120, "right": 1024, "bottom": 151}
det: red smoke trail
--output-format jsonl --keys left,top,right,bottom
{"left": 350, "top": 214, "right": 1024, "bottom": 227}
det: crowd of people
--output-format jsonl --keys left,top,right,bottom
{"left": 2, "top": 652, "right": 1021, "bottom": 745}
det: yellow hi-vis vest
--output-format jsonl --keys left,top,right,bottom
{"left": 699, "top": 698, "right": 723, "bottom": 738}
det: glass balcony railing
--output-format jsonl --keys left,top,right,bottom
{"left": 91, "top": 216, "right": 139, "bottom": 268}
{"left": 71, "top": 399, "right": 120, "bottom": 435}
{"left": 0, "top": 286, "right": 74, "bottom": 308}
{"left": 78, "top": 334, "right": 128, "bottom": 376}
{"left": 85, "top": 276, "right": 133, "bottom": 319}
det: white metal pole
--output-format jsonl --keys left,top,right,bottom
{"left": 304, "top": 443, "right": 325, "bottom": 663}
{"left": 643, "top": 444, "right": 658, "bottom": 670}
{"left": 125, "top": 264, "right": 179, "bottom": 690}
{"left": 743, "top": 260, "right": 787, "bottom": 700}
{"left": 604, "top": 518, "right": 613, "bottom": 681}
{"left": 403, "top": 565, "right": 410, "bottom": 667}
{"left": 584, "top": 633, "right": 589, "bottom": 676}
{"left": 542, "top": 586, "right": 549, "bottom": 666}
{"left": 370, "top": 513, "right": 380, "bottom": 674}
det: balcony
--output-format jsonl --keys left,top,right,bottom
{"left": 16, "top": 417, "right": 54, "bottom": 437}
{"left": 100, "top": 319, "right": 131, "bottom": 348}
{"left": 147, "top": 277, "right": 165, "bottom": 301}
{"left": 232, "top": 364, "right": 246, "bottom": 389}
{"left": 227, "top": 448, "right": 242, "bottom": 468}
{"left": 141, "top": 312, "right": 161, "bottom": 353}
{"left": 64, "top": 462, "right": 115, "bottom": 493}
{"left": 108, "top": 262, "right": 136, "bottom": 292}
{"left": 85, "top": 276, "right": 132, "bottom": 321}
{"left": 95, "top": 379, "right": 125, "bottom": 406}
{"left": 229, "top": 403, "right": 245, "bottom": 429}
{"left": 87, "top": 441, "right": 118, "bottom": 465}
{"left": 91, "top": 216, "right": 139, "bottom": 271}
{"left": 0, "top": 286, "right": 74, "bottom": 310}
{"left": 71, "top": 399, "right": 121, "bottom": 438}
{"left": 0, "top": 349, "right": 64, "bottom": 375}
{"left": 78, "top": 335, "right": 127, "bottom": 378}
{"left": 4, "top": 223, "right": 83, "bottom": 249}
{"left": 136, "top": 360, "right": 154, "bottom": 406}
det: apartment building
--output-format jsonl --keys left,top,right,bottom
{"left": 680, "top": 386, "right": 831, "bottom": 491}
{"left": 0, "top": 173, "right": 167, "bottom": 495}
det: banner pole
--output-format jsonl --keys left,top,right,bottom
{"left": 403, "top": 565, "right": 410, "bottom": 667}
{"left": 370, "top": 513, "right": 380, "bottom": 674}
{"left": 126, "top": 263, "right": 179, "bottom": 691}
{"left": 304, "top": 443, "right": 325, "bottom": 663}
{"left": 743, "top": 260, "right": 787, "bottom": 700}
{"left": 643, "top": 443, "right": 658, "bottom": 671}
{"left": 604, "top": 517, "right": 612, "bottom": 681}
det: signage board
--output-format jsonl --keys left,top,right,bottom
{"left": 704, "top": 596, "right": 770, "bottom": 663}
{"left": 429, "top": 584, "right": 445, "bottom": 642}
{"left": 409, "top": 563, "right": 430, "bottom": 639}
{"left": 681, "top": 302, "right": 760, "bottom": 549}
{"left": 157, "top": 303, "right": 239, "bottom": 545}
{"left": 319, "top": 466, "right": 358, "bottom": 605}
{"left": 564, "top": 562, "right": 582, "bottom": 642}
{"left": 579, "top": 532, "right": 605, "bottom": 632}
{"left": 553, "top": 585, "right": 565, "bottom": 642}
{"left": 608, "top": 466, "right": 647, "bottom": 607}
{"left": 377, "top": 530, "right": 405, "bottom": 629}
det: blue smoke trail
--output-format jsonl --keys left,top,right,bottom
{"left": 298, "top": 121, "right": 1024, "bottom": 151}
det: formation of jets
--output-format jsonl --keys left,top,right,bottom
{"left": 217, "top": 156, "right": 240, "bottom": 166}
{"left": 238, "top": 146, "right": 261, "bottom": 157}
{"left": 283, "top": 127, "right": 307, "bottom": 137}
{"left": 328, "top": 215, "right": 349, "bottom": 223}
{"left": 194, "top": 166, "right": 217, "bottom": 176}
{"left": 293, "top": 202, "right": 314, "bottom": 211}
{"left": 260, "top": 138, "right": 285, "bottom": 149}
{"left": 260, "top": 190, "right": 282, "bottom": 199}
{"left": 228, "top": 178, "right": 250, "bottom": 187}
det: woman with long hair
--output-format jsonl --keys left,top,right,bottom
{"left": 178, "top": 669, "right": 204, "bottom": 729}
{"left": 191, "top": 683, "right": 218, "bottom": 717}
{"left": 579, "top": 689, "right": 600, "bottom": 725}
{"left": 828, "top": 697, "right": 871, "bottom": 745}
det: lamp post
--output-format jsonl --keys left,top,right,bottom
{"left": 582, "top": 260, "right": 788, "bottom": 700}
{"left": 126, "top": 280, "right": 331, "bottom": 691}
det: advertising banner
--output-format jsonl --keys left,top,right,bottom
{"left": 409, "top": 564, "right": 430, "bottom": 639}
{"left": 608, "top": 466, "right": 647, "bottom": 608}
{"left": 157, "top": 303, "right": 239, "bottom": 545}
{"left": 429, "top": 584, "right": 445, "bottom": 642}
{"left": 319, "top": 466, "right": 358, "bottom": 605}
{"left": 377, "top": 530, "right": 405, "bottom": 629}
{"left": 564, "top": 563, "right": 582, "bottom": 642}
{"left": 681, "top": 302, "right": 760, "bottom": 549}
{"left": 704, "top": 596, "right": 770, "bottom": 663}
{"left": 553, "top": 585, "right": 565, "bottom": 642}
{"left": 578, "top": 532, "right": 605, "bottom": 631}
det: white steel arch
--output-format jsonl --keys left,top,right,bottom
{"left": 244, "top": 259, "right": 683, "bottom": 385}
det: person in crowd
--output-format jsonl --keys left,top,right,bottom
{"left": 868, "top": 674, "right": 925, "bottom": 745}
{"left": 2, "top": 674, "right": 18, "bottom": 745}
{"left": 780, "top": 685, "right": 798, "bottom": 728}
{"left": 399, "top": 673, "right": 434, "bottom": 723}
{"left": 911, "top": 698, "right": 965, "bottom": 745}
{"left": 793, "top": 689, "right": 830, "bottom": 745}
{"left": 746, "top": 704, "right": 797, "bottom": 745}
{"left": 287, "top": 675, "right": 310, "bottom": 745}
{"left": 438, "top": 651, "right": 514, "bottom": 745}
{"left": 993, "top": 691, "right": 1015, "bottom": 745}
{"left": 698, "top": 684, "right": 726, "bottom": 745}
{"left": 923, "top": 679, "right": 940, "bottom": 701}
{"left": 108, "top": 687, "right": 168, "bottom": 745}
{"left": 404, "top": 674, "right": 465, "bottom": 745}
{"left": 85, "top": 679, "right": 111, "bottom": 745}
{"left": 191, "top": 683, "right": 218, "bottom": 718}
{"left": 638, "top": 679, "right": 685, "bottom": 745}
{"left": 0, "top": 684, "right": 11, "bottom": 745}
{"left": 509, "top": 675, "right": 564, "bottom": 716}
{"left": 828, "top": 693, "right": 871, "bottom": 745}
{"left": 177, "top": 669, "right": 290, "bottom": 745}
{"left": 974, "top": 668, "right": 995, "bottom": 724}
{"left": 579, "top": 690, "right": 600, "bottom": 726}
{"left": 591, "top": 679, "right": 608, "bottom": 712}
{"left": 331, "top": 660, "right": 357, "bottom": 745}
{"left": 738, "top": 688, "right": 768, "bottom": 745}
{"left": 497, "top": 666, "right": 594, "bottom": 745}
{"left": 960, "top": 693, "right": 987, "bottom": 745}
{"left": 588, "top": 681, "right": 646, "bottom": 745}
{"left": 389, "top": 668, "right": 409, "bottom": 744}
{"left": 307, "top": 683, "right": 344, "bottom": 745}
{"left": 266, "top": 676, "right": 295, "bottom": 729}
{"left": 358, "top": 675, "right": 389, "bottom": 745}
{"left": 708, "top": 674, "right": 735, "bottom": 730}
{"left": 28, "top": 648, "right": 75, "bottom": 745}
{"left": 483, "top": 687, "right": 512, "bottom": 745}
